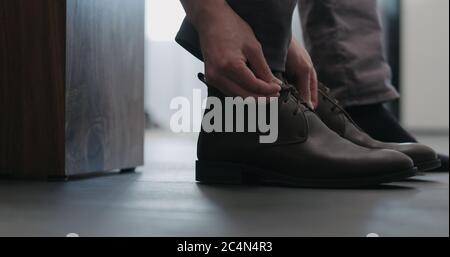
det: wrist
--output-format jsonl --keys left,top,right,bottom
{"left": 187, "top": 0, "right": 230, "bottom": 33}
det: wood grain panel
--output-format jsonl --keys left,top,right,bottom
{"left": 0, "top": 0, "right": 66, "bottom": 177}
{"left": 65, "top": 0, "right": 145, "bottom": 175}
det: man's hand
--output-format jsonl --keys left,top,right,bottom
{"left": 286, "top": 38, "right": 318, "bottom": 109}
{"left": 181, "top": 0, "right": 281, "bottom": 97}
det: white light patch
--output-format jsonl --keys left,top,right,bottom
{"left": 146, "top": 0, "right": 186, "bottom": 42}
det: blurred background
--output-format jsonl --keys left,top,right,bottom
{"left": 144, "top": 0, "right": 449, "bottom": 153}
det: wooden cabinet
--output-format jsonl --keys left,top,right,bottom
{"left": 0, "top": 0, "right": 145, "bottom": 178}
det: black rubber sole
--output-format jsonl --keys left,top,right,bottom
{"left": 416, "top": 159, "right": 442, "bottom": 172}
{"left": 196, "top": 160, "right": 418, "bottom": 189}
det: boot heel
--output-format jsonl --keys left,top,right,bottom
{"left": 196, "top": 160, "right": 256, "bottom": 184}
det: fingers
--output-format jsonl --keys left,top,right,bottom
{"left": 296, "top": 70, "right": 312, "bottom": 108}
{"left": 292, "top": 61, "right": 317, "bottom": 109}
{"left": 224, "top": 61, "right": 281, "bottom": 96}
{"left": 205, "top": 70, "right": 279, "bottom": 98}
{"left": 205, "top": 52, "right": 281, "bottom": 97}
{"left": 286, "top": 39, "right": 319, "bottom": 109}
{"left": 309, "top": 69, "right": 319, "bottom": 109}
{"left": 244, "top": 44, "right": 274, "bottom": 84}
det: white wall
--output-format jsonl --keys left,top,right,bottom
{"left": 401, "top": 0, "right": 449, "bottom": 131}
{"left": 292, "top": 6, "right": 304, "bottom": 44}
{"left": 145, "top": 0, "right": 205, "bottom": 129}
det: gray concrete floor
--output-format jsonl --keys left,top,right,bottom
{"left": 0, "top": 131, "right": 448, "bottom": 237}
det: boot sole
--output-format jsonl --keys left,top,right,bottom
{"left": 416, "top": 159, "right": 442, "bottom": 172}
{"left": 196, "top": 160, "right": 418, "bottom": 188}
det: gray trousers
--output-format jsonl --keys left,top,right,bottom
{"left": 176, "top": 0, "right": 399, "bottom": 107}
{"left": 299, "top": 0, "right": 399, "bottom": 107}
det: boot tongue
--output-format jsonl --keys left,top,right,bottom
{"left": 272, "top": 72, "right": 284, "bottom": 82}
{"left": 317, "top": 82, "right": 366, "bottom": 133}
{"left": 318, "top": 82, "right": 344, "bottom": 114}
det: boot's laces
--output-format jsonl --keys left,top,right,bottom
{"left": 319, "top": 83, "right": 366, "bottom": 131}
{"left": 280, "top": 82, "right": 311, "bottom": 115}
{"left": 321, "top": 85, "right": 344, "bottom": 113}
{"left": 200, "top": 72, "right": 309, "bottom": 115}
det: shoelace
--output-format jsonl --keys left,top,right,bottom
{"left": 280, "top": 82, "right": 310, "bottom": 115}
{"left": 319, "top": 83, "right": 366, "bottom": 132}
{"left": 200, "top": 72, "right": 309, "bottom": 115}
{"left": 321, "top": 85, "right": 345, "bottom": 114}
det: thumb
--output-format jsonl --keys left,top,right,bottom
{"left": 297, "top": 72, "right": 312, "bottom": 108}
{"left": 245, "top": 45, "right": 274, "bottom": 84}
